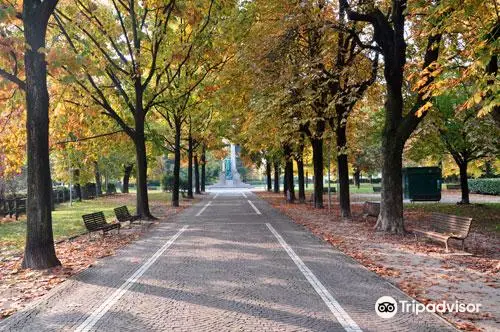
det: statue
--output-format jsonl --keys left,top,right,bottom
{"left": 209, "top": 142, "right": 251, "bottom": 188}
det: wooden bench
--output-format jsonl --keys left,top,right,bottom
{"left": 82, "top": 211, "right": 120, "bottom": 238}
{"left": 413, "top": 213, "right": 473, "bottom": 252}
{"left": 0, "top": 199, "right": 9, "bottom": 217}
{"left": 114, "top": 206, "right": 140, "bottom": 224}
{"left": 363, "top": 201, "right": 380, "bottom": 217}
{"left": 14, "top": 198, "right": 26, "bottom": 220}
{"left": 446, "top": 184, "right": 461, "bottom": 190}
{"left": 373, "top": 186, "right": 381, "bottom": 192}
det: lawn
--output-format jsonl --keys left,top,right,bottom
{"left": 295, "top": 182, "right": 378, "bottom": 194}
{"left": 404, "top": 202, "right": 500, "bottom": 233}
{"left": 0, "top": 190, "right": 173, "bottom": 251}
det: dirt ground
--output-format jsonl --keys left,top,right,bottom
{"left": 258, "top": 192, "right": 499, "bottom": 332}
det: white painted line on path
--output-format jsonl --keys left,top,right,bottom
{"left": 266, "top": 223, "right": 362, "bottom": 332}
{"left": 241, "top": 192, "right": 247, "bottom": 198}
{"left": 196, "top": 201, "right": 212, "bottom": 217}
{"left": 75, "top": 226, "right": 188, "bottom": 332}
{"left": 248, "top": 200, "right": 261, "bottom": 215}
{"left": 213, "top": 193, "right": 219, "bottom": 199}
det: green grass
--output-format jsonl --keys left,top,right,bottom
{"left": 301, "top": 183, "right": 378, "bottom": 194}
{"left": 349, "top": 183, "right": 378, "bottom": 194}
{"left": 0, "top": 191, "right": 175, "bottom": 251}
{"left": 1, "top": 197, "right": 130, "bottom": 251}
{"left": 404, "top": 203, "right": 500, "bottom": 233}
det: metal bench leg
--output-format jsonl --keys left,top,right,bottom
{"left": 461, "top": 239, "right": 465, "bottom": 251}
{"left": 445, "top": 239, "right": 449, "bottom": 253}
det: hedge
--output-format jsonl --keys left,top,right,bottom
{"left": 161, "top": 174, "right": 189, "bottom": 192}
{"left": 468, "top": 178, "right": 500, "bottom": 195}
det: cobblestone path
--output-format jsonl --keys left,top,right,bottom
{"left": 0, "top": 191, "right": 455, "bottom": 331}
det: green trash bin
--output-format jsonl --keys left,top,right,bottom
{"left": 403, "top": 167, "right": 441, "bottom": 201}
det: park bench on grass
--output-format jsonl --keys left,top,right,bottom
{"left": 13, "top": 198, "right": 26, "bottom": 220}
{"left": 114, "top": 206, "right": 140, "bottom": 224}
{"left": 413, "top": 213, "right": 473, "bottom": 252}
{"left": 363, "top": 201, "right": 380, "bottom": 217}
{"left": 82, "top": 211, "right": 120, "bottom": 238}
{"left": 0, "top": 198, "right": 26, "bottom": 220}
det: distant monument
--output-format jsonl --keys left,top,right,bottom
{"left": 210, "top": 143, "right": 251, "bottom": 188}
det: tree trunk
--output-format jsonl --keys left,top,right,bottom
{"left": 374, "top": 48, "right": 406, "bottom": 233}
{"left": 22, "top": 4, "right": 61, "bottom": 269}
{"left": 94, "top": 161, "right": 102, "bottom": 197}
{"left": 73, "top": 169, "right": 82, "bottom": 202}
{"left": 172, "top": 119, "right": 182, "bottom": 207}
{"left": 104, "top": 173, "right": 109, "bottom": 194}
{"left": 283, "top": 160, "right": 288, "bottom": 198}
{"left": 354, "top": 169, "right": 361, "bottom": 189}
{"left": 201, "top": 145, "right": 206, "bottom": 192}
{"left": 286, "top": 159, "right": 295, "bottom": 202}
{"left": 336, "top": 121, "right": 351, "bottom": 219}
{"left": 283, "top": 145, "right": 295, "bottom": 203}
{"left": 296, "top": 157, "right": 305, "bottom": 203}
{"left": 375, "top": 138, "right": 405, "bottom": 234}
{"left": 122, "top": 164, "right": 133, "bottom": 193}
{"left": 194, "top": 153, "right": 201, "bottom": 195}
{"left": 458, "top": 161, "right": 470, "bottom": 204}
{"left": 273, "top": 161, "right": 280, "bottom": 193}
{"left": 133, "top": 128, "right": 154, "bottom": 219}
{"left": 266, "top": 160, "right": 272, "bottom": 192}
{"left": 311, "top": 138, "right": 324, "bottom": 208}
{"left": 187, "top": 132, "right": 194, "bottom": 199}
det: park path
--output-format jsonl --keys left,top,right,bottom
{"left": 0, "top": 191, "right": 455, "bottom": 332}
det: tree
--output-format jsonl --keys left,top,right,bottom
{"left": 341, "top": 0, "right": 443, "bottom": 233}
{"left": 434, "top": 92, "right": 499, "bottom": 203}
{"left": 0, "top": 0, "right": 61, "bottom": 269}
{"left": 54, "top": 0, "right": 220, "bottom": 218}
{"left": 323, "top": 0, "right": 379, "bottom": 218}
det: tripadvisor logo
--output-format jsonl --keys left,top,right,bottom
{"left": 375, "top": 296, "right": 398, "bottom": 318}
{"left": 375, "top": 296, "right": 482, "bottom": 319}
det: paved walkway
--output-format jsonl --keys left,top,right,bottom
{"left": 0, "top": 191, "right": 455, "bottom": 331}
